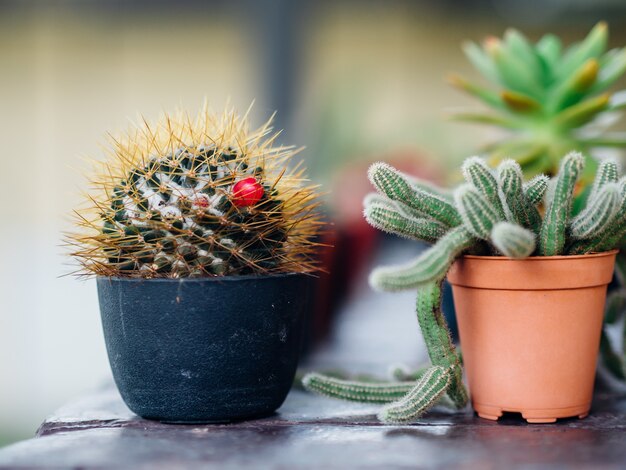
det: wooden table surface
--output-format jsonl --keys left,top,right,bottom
{"left": 1, "top": 240, "right": 625, "bottom": 469}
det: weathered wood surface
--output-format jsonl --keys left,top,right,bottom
{"left": 0, "top": 385, "right": 625, "bottom": 469}
{"left": 1, "top": 240, "right": 625, "bottom": 468}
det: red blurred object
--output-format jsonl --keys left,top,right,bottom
{"left": 232, "top": 177, "right": 264, "bottom": 207}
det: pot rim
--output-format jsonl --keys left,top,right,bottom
{"left": 96, "top": 271, "right": 314, "bottom": 283}
{"left": 459, "top": 249, "right": 618, "bottom": 262}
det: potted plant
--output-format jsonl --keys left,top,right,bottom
{"left": 304, "top": 152, "right": 625, "bottom": 423}
{"left": 450, "top": 22, "right": 626, "bottom": 381}
{"left": 66, "top": 105, "right": 323, "bottom": 423}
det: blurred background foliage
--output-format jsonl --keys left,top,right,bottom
{"left": 2, "top": 0, "right": 626, "bottom": 447}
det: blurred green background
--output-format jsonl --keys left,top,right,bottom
{"left": 2, "top": 0, "right": 626, "bottom": 447}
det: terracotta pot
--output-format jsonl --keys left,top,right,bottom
{"left": 447, "top": 251, "right": 617, "bottom": 423}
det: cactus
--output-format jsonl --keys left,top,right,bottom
{"left": 589, "top": 159, "right": 620, "bottom": 200}
{"left": 364, "top": 201, "right": 447, "bottom": 243}
{"left": 369, "top": 226, "right": 475, "bottom": 292}
{"left": 454, "top": 184, "right": 500, "bottom": 239}
{"left": 523, "top": 174, "right": 550, "bottom": 206}
{"left": 302, "top": 374, "right": 416, "bottom": 403}
{"left": 491, "top": 222, "right": 536, "bottom": 258}
{"left": 67, "top": 105, "right": 322, "bottom": 277}
{"left": 304, "top": 154, "right": 626, "bottom": 423}
{"left": 539, "top": 152, "right": 584, "bottom": 255}
{"left": 450, "top": 23, "right": 626, "bottom": 180}
{"left": 368, "top": 162, "right": 462, "bottom": 227}
{"left": 462, "top": 156, "right": 506, "bottom": 219}
{"left": 497, "top": 160, "right": 542, "bottom": 233}
{"left": 415, "top": 281, "right": 467, "bottom": 408}
{"left": 377, "top": 366, "right": 451, "bottom": 423}
{"left": 569, "top": 183, "right": 619, "bottom": 240}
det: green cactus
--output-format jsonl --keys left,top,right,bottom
{"left": 364, "top": 201, "right": 447, "bottom": 243}
{"left": 369, "top": 226, "right": 475, "bottom": 292}
{"left": 539, "top": 152, "right": 584, "bottom": 255}
{"left": 302, "top": 374, "right": 416, "bottom": 403}
{"left": 569, "top": 183, "right": 619, "bottom": 240}
{"left": 454, "top": 184, "right": 500, "bottom": 239}
{"left": 415, "top": 281, "right": 467, "bottom": 408}
{"left": 497, "top": 160, "right": 542, "bottom": 233}
{"left": 68, "top": 106, "right": 322, "bottom": 277}
{"left": 377, "top": 366, "right": 451, "bottom": 423}
{"left": 491, "top": 222, "right": 536, "bottom": 258}
{"left": 589, "top": 159, "right": 620, "bottom": 200}
{"left": 523, "top": 174, "right": 550, "bottom": 206}
{"left": 462, "top": 157, "right": 506, "bottom": 219}
{"left": 368, "top": 162, "right": 462, "bottom": 227}
{"left": 305, "top": 154, "right": 626, "bottom": 423}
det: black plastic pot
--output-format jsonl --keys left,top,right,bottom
{"left": 97, "top": 274, "right": 312, "bottom": 423}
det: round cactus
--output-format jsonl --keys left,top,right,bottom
{"left": 68, "top": 105, "right": 322, "bottom": 278}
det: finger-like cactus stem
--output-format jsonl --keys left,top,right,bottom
{"left": 368, "top": 162, "right": 462, "bottom": 227}
{"left": 462, "top": 156, "right": 506, "bottom": 218}
{"left": 364, "top": 193, "right": 433, "bottom": 222}
{"left": 377, "top": 366, "right": 451, "bottom": 423}
{"left": 364, "top": 202, "right": 448, "bottom": 243}
{"left": 497, "top": 159, "right": 542, "bottom": 232}
{"left": 490, "top": 222, "right": 536, "bottom": 258}
{"left": 523, "top": 174, "right": 550, "bottom": 206}
{"left": 302, "top": 373, "right": 416, "bottom": 403}
{"left": 416, "top": 281, "right": 468, "bottom": 408}
{"left": 369, "top": 226, "right": 475, "bottom": 291}
{"left": 570, "top": 179, "right": 626, "bottom": 253}
{"left": 454, "top": 184, "right": 500, "bottom": 239}
{"left": 570, "top": 182, "right": 619, "bottom": 239}
{"left": 589, "top": 158, "right": 620, "bottom": 200}
{"left": 539, "top": 151, "right": 584, "bottom": 255}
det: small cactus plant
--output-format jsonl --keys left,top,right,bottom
{"left": 67, "top": 105, "right": 322, "bottom": 278}
{"left": 304, "top": 151, "right": 626, "bottom": 423}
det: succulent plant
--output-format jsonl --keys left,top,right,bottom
{"left": 67, "top": 105, "right": 322, "bottom": 278}
{"left": 450, "top": 22, "right": 626, "bottom": 180}
{"left": 304, "top": 152, "right": 626, "bottom": 423}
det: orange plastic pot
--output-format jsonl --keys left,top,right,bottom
{"left": 447, "top": 251, "right": 617, "bottom": 424}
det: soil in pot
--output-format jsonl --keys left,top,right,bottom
{"left": 447, "top": 251, "right": 617, "bottom": 424}
{"left": 97, "top": 273, "right": 313, "bottom": 423}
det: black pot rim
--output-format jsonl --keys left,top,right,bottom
{"left": 96, "top": 272, "right": 313, "bottom": 283}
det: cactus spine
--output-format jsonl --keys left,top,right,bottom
{"left": 67, "top": 105, "right": 322, "bottom": 277}
{"left": 305, "top": 154, "right": 626, "bottom": 423}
